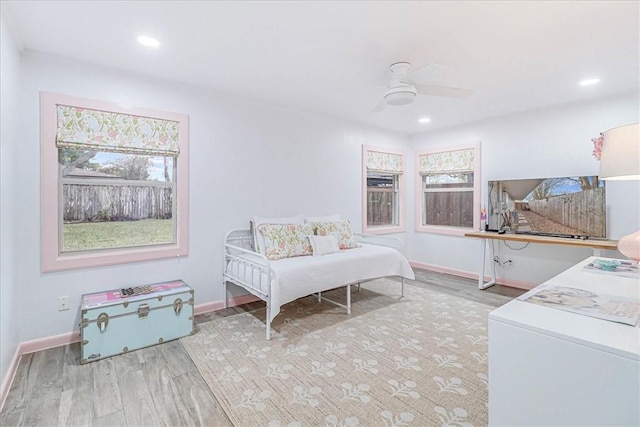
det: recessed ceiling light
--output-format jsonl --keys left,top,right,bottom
{"left": 579, "top": 78, "right": 600, "bottom": 86}
{"left": 137, "top": 35, "right": 161, "bottom": 48}
{"left": 418, "top": 117, "right": 431, "bottom": 124}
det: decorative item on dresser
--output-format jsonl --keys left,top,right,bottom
{"left": 599, "top": 123, "right": 640, "bottom": 260}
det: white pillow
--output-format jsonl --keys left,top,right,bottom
{"left": 311, "top": 219, "right": 359, "bottom": 250}
{"left": 309, "top": 235, "right": 341, "bottom": 256}
{"left": 253, "top": 215, "right": 304, "bottom": 253}
{"left": 303, "top": 214, "right": 341, "bottom": 223}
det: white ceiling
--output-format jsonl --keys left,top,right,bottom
{"left": 3, "top": 1, "right": 639, "bottom": 134}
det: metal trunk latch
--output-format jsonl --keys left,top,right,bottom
{"left": 138, "top": 303, "right": 150, "bottom": 319}
{"left": 97, "top": 313, "right": 109, "bottom": 332}
{"left": 174, "top": 298, "right": 183, "bottom": 315}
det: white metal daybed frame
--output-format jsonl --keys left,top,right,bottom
{"left": 223, "top": 229, "right": 408, "bottom": 340}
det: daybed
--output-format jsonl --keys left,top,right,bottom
{"left": 223, "top": 218, "right": 415, "bottom": 339}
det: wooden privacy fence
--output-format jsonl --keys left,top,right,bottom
{"left": 423, "top": 191, "right": 474, "bottom": 227}
{"left": 63, "top": 184, "right": 172, "bottom": 222}
{"left": 528, "top": 187, "right": 605, "bottom": 236}
{"left": 367, "top": 188, "right": 393, "bottom": 225}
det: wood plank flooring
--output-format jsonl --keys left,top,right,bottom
{"left": 0, "top": 269, "right": 525, "bottom": 426}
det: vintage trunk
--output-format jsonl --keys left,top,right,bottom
{"left": 80, "top": 280, "right": 194, "bottom": 364}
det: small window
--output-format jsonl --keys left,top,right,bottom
{"left": 362, "top": 146, "right": 406, "bottom": 234}
{"left": 41, "top": 92, "right": 189, "bottom": 272}
{"left": 415, "top": 144, "right": 480, "bottom": 235}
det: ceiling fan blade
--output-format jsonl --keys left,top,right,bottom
{"left": 372, "top": 97, "right": 388, "bottom": 113}
{"left": 415, "top": 84, "right": 473, "bottom": 99}
{"left": 408, "top": 63, "right": 448, "bottom": 85}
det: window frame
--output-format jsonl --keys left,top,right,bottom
{"left": 41, "top": 92, "right": 189, "bottom": 272}
{"left": 361, "top": 145, "right": 406, "bottom": 235}
{"left": 414, "top": 143, "right": 481, "bottom": 236}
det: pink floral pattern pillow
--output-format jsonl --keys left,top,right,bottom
{"left": 311, "top": 220, "right": 359, "bottom": 250}
{"left": 256, "top": 223, "right": 314, "bottom": 260}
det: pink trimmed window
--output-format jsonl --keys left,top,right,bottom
{"left": 41, "top": 92, "right": 189, "bottom": 272}
{"left": 362, "top": 146, "right": 406, "bottom": 235}
{"left": 415, "top": 144, "right": 481, "bottom": 236}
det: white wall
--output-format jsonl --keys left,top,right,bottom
{"left": 1, "top": 15, "right": 22, "bottom": 394}
{"left": 13, "top": 52, "right": 409, "bottom": 343}
{"left": 408, "top": 93, "right": 640, "bottom": 285}
{"left": 3, "top": 36, "right": 638, "bottom": 391}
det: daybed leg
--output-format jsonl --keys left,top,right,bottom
{"left": 401, "top": 277, "right": 405, "bottom": 298}
{"left": 223, "top": 280, "right": 228, "bottom": 309}
{"left": 317, "top": 292, "right": 322, "bottom": 303}
{"left": 347, "top": 284, "right": 351, "bottom": 315}
{"left": 266, "top": 299, "right": 271, "bottom": 340}
{"left": 357, "top": 283, "right": 361, "bottom": 292}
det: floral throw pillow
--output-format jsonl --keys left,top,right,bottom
{"left": 256, "top": 223, "right": 314, "bottom": 260}
{"left": 311, "top": 220, "right": 359, "bottom": 250}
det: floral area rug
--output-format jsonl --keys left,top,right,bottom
{"left": 181, "top": 279, "right": 491, "bottom": 427}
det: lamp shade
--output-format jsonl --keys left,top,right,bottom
{"left": 599, "top": 124, "right": 640, "bottom": 181}
{"left": 599, "top": 123, "right": 640, "bottom": 261}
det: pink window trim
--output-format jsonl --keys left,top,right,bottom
{"left": 41, "top": 92, "right": 189, "bottom": 272}
{"left": 361, "top": 145, "right": 407, "bottom": 235}
{"left": 414, "top": 143, "right": 481, "bottom": 235}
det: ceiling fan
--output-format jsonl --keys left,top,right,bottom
{"left": 373, "top": 62, "right": 472, "bottom": 113}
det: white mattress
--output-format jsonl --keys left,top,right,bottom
{"left": 225, "top": 243, "right": 415, "bottom": 322}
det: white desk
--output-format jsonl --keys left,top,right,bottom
{"left": 488, "top": 257, "right": 640, "bottom": 426}
{"left": 465, "top": 231, "right": 618, "bottom": 290}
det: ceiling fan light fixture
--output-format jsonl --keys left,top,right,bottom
{"left": 385, "top": 91, "right": 415, "bottom": 106}
{"left": 385, "top": 85, "right": 417, "bottom": 106}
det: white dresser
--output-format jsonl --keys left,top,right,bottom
{"left": 488, "top": 256, "right": 640, "bottom": 426}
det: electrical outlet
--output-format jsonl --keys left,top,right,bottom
{"left": 58, "top": 296, "right": 69, "bottom": 311}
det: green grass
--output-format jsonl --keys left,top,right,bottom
{"left": 63, "top": 219, "right": 173, "bottom": 252}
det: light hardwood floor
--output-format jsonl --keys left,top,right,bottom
{"left": 0, "top": 269, "right": 525, "bottom": 426}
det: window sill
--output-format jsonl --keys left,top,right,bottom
{"left": 42, "top": 243, "right": 188, "bottom": 273}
